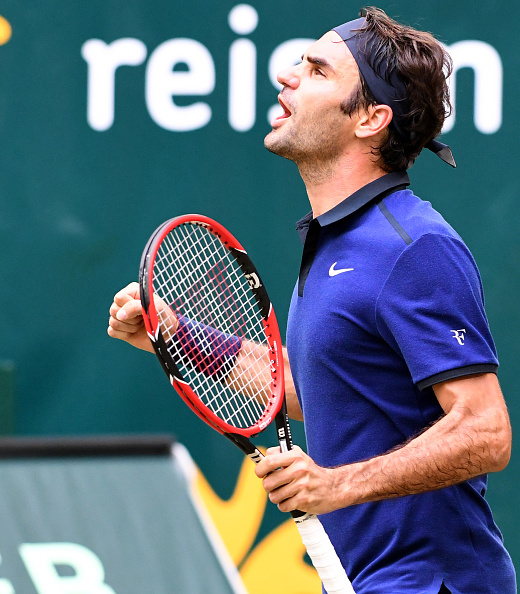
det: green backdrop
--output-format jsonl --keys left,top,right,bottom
{"left": 0, "top": 0, "right": 518, "bottom": 582}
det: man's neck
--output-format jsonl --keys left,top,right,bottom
{"left": 298, "top": 152, "right": 388, "bottom": 218}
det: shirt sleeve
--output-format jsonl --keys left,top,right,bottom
{"left": 375, "top": 232, "right": 498, "bottom": 390}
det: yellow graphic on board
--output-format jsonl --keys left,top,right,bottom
{"left": 241, "top": 519, "right": 322, "bottom": 594}
{"left": 0, "top": 15, "right": 11, "bottom": 45}
{"left": 194, "top": 454, "right": 322, "bottom": 593}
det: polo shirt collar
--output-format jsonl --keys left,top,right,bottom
{"left": 296, "top": 171, "right": 410, "bottom": 243}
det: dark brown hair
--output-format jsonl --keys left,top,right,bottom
{"left": 341, "top": 7, "right": 452, "bottom": 171}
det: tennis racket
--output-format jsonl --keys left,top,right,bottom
{"left": 139, "top": 214, "right": 355, "bottom": 594}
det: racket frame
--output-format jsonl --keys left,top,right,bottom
{"left": 139, "top": 214, "right": 284, "bottom": 439}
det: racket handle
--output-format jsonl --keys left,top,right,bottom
{"left": 226, "top": 434, "right": 355, "bottom": 592}
{"left": 293, "top": 513, "right": 356, "bottom": 594}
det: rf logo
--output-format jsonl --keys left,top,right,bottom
{"left": 451, "top": 329, "right": 466, "bottom": 345}
{"left": 0, "top": 15, "right": 11, "bottom": 46}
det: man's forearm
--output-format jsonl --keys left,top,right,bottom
{"left": 282, "top": 346, "right": 302, "bottom": 420}
{"left": 339, "top": 418, "right": 484, "bottom": 506}
{"left": 333, "top": 377, "right": 511, "bottom": 509}
{"left": 227, "top": 343, "right": 303, "bottom": 419}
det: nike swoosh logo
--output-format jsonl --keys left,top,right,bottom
{"left": 329, "top": 262, "right": 354, "bottom": 276}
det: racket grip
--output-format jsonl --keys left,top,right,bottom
{"left": 293, "top": 513, "right": 356, "bottom": 594}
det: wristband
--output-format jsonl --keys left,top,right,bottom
{"left": 170, "top": 316, "right": 242, "bottom": 379}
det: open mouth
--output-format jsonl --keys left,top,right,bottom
{"left": 271, "top": 94, "right": 292, "bottom": 127}
{"left": 277, "top": 95, "right": 292, "bottom": 120}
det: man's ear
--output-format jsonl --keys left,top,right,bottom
{"left": 355, "top": 104, "right": 393, "bottom": 139}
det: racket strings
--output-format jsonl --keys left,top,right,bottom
{"left": 161, "top": 231, "right": 262, "bottom": 337}
{"left": 158, "top": 225, "right": 267, "bottom": 346}
{"left": 152, "top": 223, "right": 274, "bottom": 429}
{"left": 156, "top": 229, "right": 267, "bottom": 359}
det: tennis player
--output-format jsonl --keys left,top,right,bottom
{"left": 252, "top": 7, "right": 516, "bottom": 594}
{"left": 108, "top": 7, "right": 515, "bottom": 593}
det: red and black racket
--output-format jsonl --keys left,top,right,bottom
{"left": 139, "top": 214, "right": 355, "bottom": 594}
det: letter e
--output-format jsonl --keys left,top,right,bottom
{"left": 146, "top": 39, "right": 215, "bottom": 131}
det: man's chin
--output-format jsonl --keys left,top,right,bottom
{"left": 264, "top": 129, "right": 294, "bottom": 160}
{"left": 263, "top": 128, "right": 277, "bottom": 148}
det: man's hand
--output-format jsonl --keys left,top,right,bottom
{"left": 254, "top": 445, "right": 341, "bottom": 515}
{"left": 108, "top": 282, "right": 180, "bottom": 352}
{"left": 107, "top": 282, "right": 154, "bottom": 352}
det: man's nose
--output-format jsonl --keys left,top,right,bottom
{"left": 277, "top": 64, "right": 300, "bottom": 89}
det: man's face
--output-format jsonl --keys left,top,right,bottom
{"left": 264, "top": 31, "right": 361, "bottom": 163}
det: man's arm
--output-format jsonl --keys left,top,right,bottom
{"left": 108, "top": 283, "right": 304, "bottom": 420}
{"left": 223, "top": 344, "right": 303, "bottom": 420}
{"left": 255, "top": 373, "right": 511, "bottom": 514}
{"left": 283, "top": 347, "right": 303, "bottom": 421}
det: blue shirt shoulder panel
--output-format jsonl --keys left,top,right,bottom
{"left": 374, "top": 192, "right": 498, "bottom": 389}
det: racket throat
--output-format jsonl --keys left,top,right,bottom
{"left": 224, "top": 432, "right": 263, "bottom": 464}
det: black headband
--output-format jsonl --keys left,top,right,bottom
{"left": 333, "top": 18, "right": 455, "bottom": 168}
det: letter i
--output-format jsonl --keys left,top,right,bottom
{"left": 228, "top": 4, "right": 258, "bottom": 132}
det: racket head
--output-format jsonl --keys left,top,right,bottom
{"left": 139, "top": 214, "right": 285, "bottom": 438}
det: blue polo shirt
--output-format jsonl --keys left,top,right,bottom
{"left": 286, "top": 172, "right": 516, "bottom": 593}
